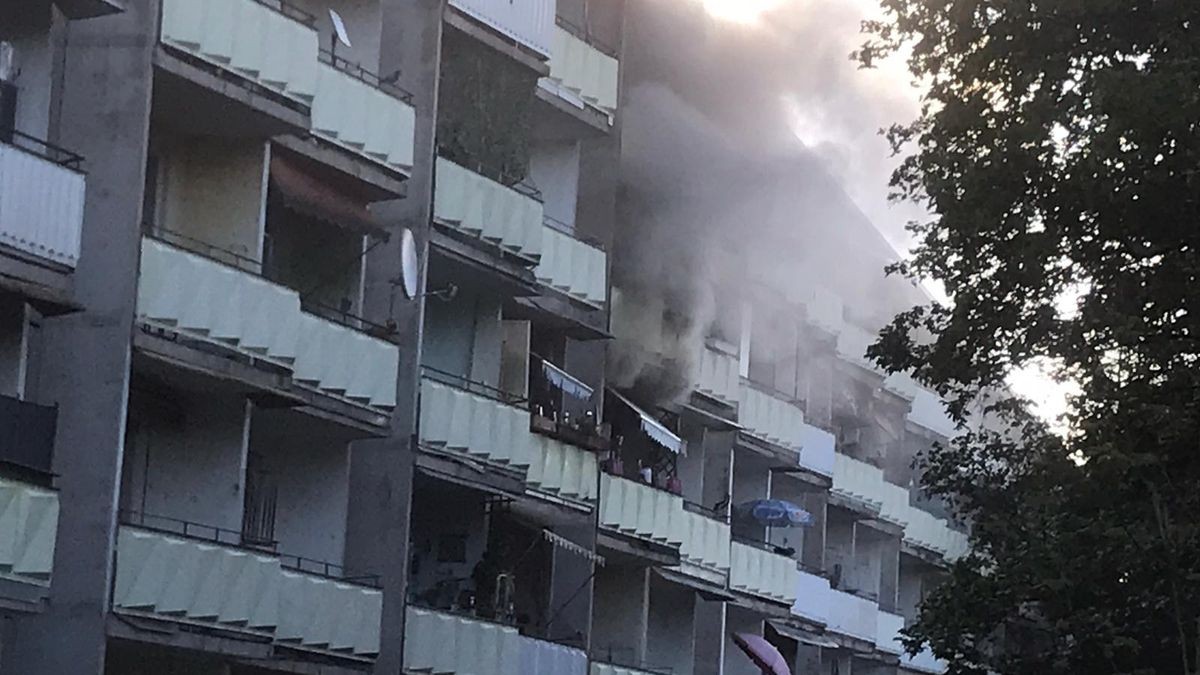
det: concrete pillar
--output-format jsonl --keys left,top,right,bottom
{"left": 800, "top": 489, "right": 828, "bottom": 572}
{"left": 0, "top": 2, "right": 157, "bottom": 673}
{"left": 878, "top": 535, "right": 901, "bottom": 613}
{"left": 692, "top": 598, "right": 726, "bottom": 675}
{"left": 342, "top": 1, "right": 444, "bottom": 673}
{"left": 547, "top": 522, "right": 597, "bottom": 648}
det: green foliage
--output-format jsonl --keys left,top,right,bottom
{"left": 857, "top": 2, "right": 1200, "bottom": 673}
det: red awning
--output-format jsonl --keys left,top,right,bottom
{"left": 269, "top": 154, "right": 388, "bottom": 238}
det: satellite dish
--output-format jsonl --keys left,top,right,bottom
{"left": 400, "top": 228, "right": 419, "bottom": 300}
{"left": 329, "top": 9, "right": 352, "bottom": 48}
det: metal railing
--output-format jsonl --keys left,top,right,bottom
{"left": 319, "top": 49, "right": 414, "bottom": 103}
{"left": 542, "top": 215, "right": 607, "bottom": 252}
{"left": 683, "top": 500, "right": 729, "bottom": 523}
{"left": 145, "top": 225, "right": 262, "bottom": 273}
{"left": 741, "top": 376, "right": 807, "bottom": 411}
{"left": 300, "top": 297, "right": 400, "bottom": 342}
{"left": 0, "top": 394, "right": 56, "bottom": 476}
{"left": 120, "top": 510, "right": 380, "bottom": 587}
{"left": 2, "top": 129, "right": 85, "bottom": 170}
{"left": 422, "top": 366, "right": 528, "bottom": 407}
{"left": 436, "top": 153, "right": 544, "bottom": 200}
{"left": 554, "top": 16, "right": 619, "bottom": 59}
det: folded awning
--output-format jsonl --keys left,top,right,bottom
{"left": 609, "top": 389, "right": 683, "bottom": 454}
{"left": 655, "top": 568, "right": 736, "bottom": 602}
{"left": 767, "top": 620, "right": 839, "bottom": 649}
{"left": 541, "top": 360, "right": 594, "bottom": 401}
{"left": 269, "top": 154, "right": 388, "bottom": 237}
{"left": 542, "top": 529, "right": 605, "bottom": 567}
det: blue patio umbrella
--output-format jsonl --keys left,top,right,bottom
{"left": 733, "top": 499, "right": 813, "bottom": 528}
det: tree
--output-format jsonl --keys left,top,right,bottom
{"left": 856, "top": 2, "right": 1200, "bottom": 673}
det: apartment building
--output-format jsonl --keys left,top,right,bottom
{"left": 0, "top": 0, "right": 967, "bottom": 674}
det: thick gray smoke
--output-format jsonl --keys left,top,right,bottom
{"left": 608, "top": 0, "right": 927, "bottom": 405}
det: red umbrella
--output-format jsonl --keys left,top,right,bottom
{"left": 732, "top": 632, "right": 792, "bottom": 675}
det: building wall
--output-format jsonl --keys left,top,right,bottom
{"left": 530, "top": 141, "right": 581, "bottom": 228}
{"left": 0, "top": 297, "right": 27, "bottom": 397}
{"left": 723, "top": 605, "right": 765, "bottom": 675}
{"left": 0, "top": 10, "right": 55, "bottom": 141}
{"left": 423, "top": 283, "right": 504, "bottom": 386}
{"left": 646, "top": 575, "right": 696, "bottom": 675}
{"left": 592, "top": 566, "right": 648, "bottom": 666}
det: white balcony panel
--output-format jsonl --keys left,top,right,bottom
{"left": 877, "top": 610, "right": 905, "bottom": 655}
{"left": 404, "top": 607, "right": 534, "bottom": 675}
{"left": 797, "top": 423, "right": 835, "bottom": 477}
{"left": 827, "top": 588, "right": 877, "bottom": 642}
{"left": 592, "top": 665, "right": 661, "bottom": 675}
{"left": 729, "top": 541, "right": 797, "bottom": 605}
{"left": 0, "top": 143, "right": 85, "bottom": 268}
{"left": 419, "top": 378, "right": 535, "bottom": 470}
{"left": 791, "top": 568, "right": 831, "bottom": 626}
{"left": 902, "top": 645, "right": 949, "bottom": 674}
{"left": 520, "top": 635, "right": 588, "bottom": 675}
{"left": 448, "top": 0, "right": 554, "bottom": 56}
{"left": 695, "top": 347, "right": 739, "bottom": 406}
{"left": 311, "top": 63, "right": 416, "bottom": 172}
{"left": 526, "top": 435, "right": 599, "bottom": 503}
{"left": 114, "top": 527, "right": 382, "bottom": 656}
{"left": 599, "top": 474, "right": 685, "bottom": 548}
{"left": 137, "top": 238, "right": 399, "bottom": 409}
{"left": 543, "top": 27, "right": 619, "bottom": 114}
{"left": 738, "top": 382, "right": 805, "bottom": 452}
{"left": 434, "top": 158, "right": 544, "bottom": 260}
{"left": 160, "top": 0, "right": 318, "bottom": 104}
{"left": 678, "top": 510, "right": 731, "bottom": 574}
{"left": 0, "top": 479, "right": 59, "bottom": 582}
{"left": 535, "top": 225, "right": 607, "bottom": 305}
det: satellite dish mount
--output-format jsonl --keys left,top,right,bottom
{"left": 328, "top": 9, "right": 352, "bottom": 61}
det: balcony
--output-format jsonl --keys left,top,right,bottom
{"left": 419, "top": 372, "right": 598, "bottom": 501}
{"left": 694, "top": 346, "right": 739, "bottom": 407}
{"left": 433, "top": 158, "right": 544, "bottom": 262}
{"left": 535, "top": 219, "right": 607, "bottom": 307}
{"left": 790, "top": 568, "right": 831, "bottom": 627}
{"left": 404, "top": 607, "right": 588, "bottom": 675}
{"left": 311, "top": 52, "right": 416, "bottom": 173}
{"left": 827, "top": 587, "right": 877, "bottom": 642}
{"left": 159, "top": 0, "right": 319, "bottom": 105}
{"left": 448, "top": 0, "right": 555, "bottom": 56}
{"left": 738, "top": 381, "right": 806, "bottom": 452}
{"left": 136, "top": 236, "right": 399, "bottom": 409}
{"left": 877, "top": 609, "right": 905, "bottom": 655}
{"left": 112, "top": 525, "right": 382, "bottom": 656}
{"left": 678, "top": 503, "right": 732, "bottom": 577}
{"left": 598, "top": 473, "right": 685, "bottom": 548}
{"left": 0, "top": 395, "right": 56, "bottom": 477}
{"left": 797, "top": 423, "right": 835, "bottom": 477}
{"left": 902, "top": 645, "right": 949, "bottom": 674}
{"left": 591, "top": 664, "right": 666, "bottom": 675}
{"left": 541, "top": 22, "right": 619, "bottom": 117}
{"left": 729, "top": 540, "right": 797, "bottom": 605}
{"left": 0, "top": 478, "right": 59, "bottom": 585}
{"left": 0, "top": 134, "right": 85, "bottom": 269}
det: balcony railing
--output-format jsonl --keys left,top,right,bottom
{"left": 591, "top": 662, "right": 672, "bottom": 675}
{"left": 433, "top": 157, "right": 545, "bottom": 262}
{"left": 159, "top": 0, "right": 319, "bottom": 105}
{"left": 0, "top": 478, "right": 59, "bottom": 584}
{"left": 535, "top": 217, "right": 607, "bottom": 306}
{"left": 792, "top": 567, "right": 832, "bottom": 626}
{"left": 877, "top": 609, "right": 906, "bottom": 655}
{"left": 729, "top": 540, "right": 797, "bottom": 605}
{"left": 738, "top": 380, "right": 806, "bottom": 452}
{"left": 679, "top": 501, "right": 732, "bottom": 576}
{"left": 598, "top": 473, "right": 685, "bottom": 549}
{"left": 542, "top": 20, "right": 619, "bottom": 115}
{"left": 827, "top": 587, "right": 878, "bottom": 642}
{"left": 113, "top": 525, "right": 382, "bottom": 656}
{"left": 137, "top": 236, "right": 399, "bottom": 409}
{"left": 797, "top": 423, "right": 836, "bottom": 477}
{"left": 0, "top": 395, "right": 56, "bottom": 477}
{"left": 448, "top": 0, "right": 555, "bottom": 56}
{"left": 405, "top": 606, "right": 588, "bottom": 675}
{"left": 0, "top": 134, "right": 86, "bottom": 269}
{"left": 694, "top": 345, "right": 739, "bottom": 407}
{"left": 312, "top": 50, "right": 416, "bottom": 172}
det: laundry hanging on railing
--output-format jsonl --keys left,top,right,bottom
{"left": 540, "top": 360, "right": 594, "bottom": 400}
{"left": 542, "top": 529, "right": 605, "bottom": 567}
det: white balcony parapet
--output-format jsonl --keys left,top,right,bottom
{"left": 738, "top": 381, "right": 806, "bottom": 452}
{"left": 448, "top": 0, "right": 554, "bottom": 56}
{"left": 311, "top": 59, "right": 416, "bottom": 172}
{"left": 535, "top": 223, "right": 607, "bottom": 306}
{"left": 598, "top": 474, "right": 685, "bottom": 548}
{"left": 729, "top": 541, "right": 798, "bottom": 605}
{"left": 791, "top": 568, "right": 831, "bottom": 626}
{"left": 419, "top": 377, "right": 533, "bottom": 469}
{"left": 541, "top": 25, "right": 619, "bottom": 116}
{"left": 678, "top": 507, "right": 732, "bottom": 576}
{"left": 160, "top": 0, "right": 319, "bottom": 105}
{"left": 0, "top": 478, "right": 59, "bottom": 584}
{"left": 137, "top": 237, "right": 399, "bottom": 409}
{"left": 798, "top": 423, "right": 836, "bottom": 477}
{"left": 405, "top": 607, "right": 584, "bottom": 675}
{"left": 837, "top": 321, "right": 879, "bottom": 373}
{"left": 695, "top": 345, "right": 739, "bottom": 407}
{"left": 113, "top": 526, "right": 382, "bottom": 656}
{"left": 0, "top": 141, "right": 85, "bottom": 269}
{"left": 520, "top": 635, "right": 588, "bottom": 675}
{"left": 433, "top": 157, "right": 544, "bottom": 261}
{"left": 591, "top": 664, "right": 662, "bottom": 675}
{"left": 877, "top": 610, "right": 906, "bottom": 655}
{"left": 526, "top": 434, "right": 599, "bottom": 503}
{"left": 827, "top": 587, "right": 877, "bottom": 642}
